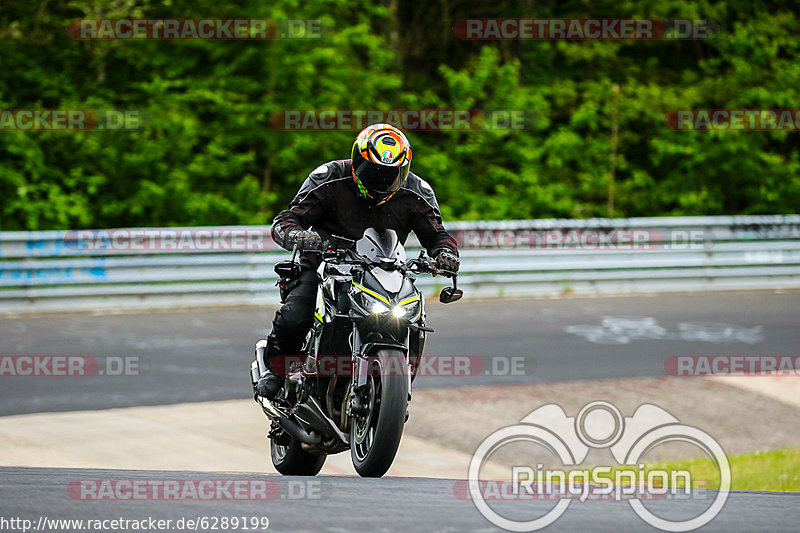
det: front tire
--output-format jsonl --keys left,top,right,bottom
{"left": 350, "top": 349, "right": 409, "bottom": 477}
{"left": 270, "top": 437, "right": 326, "bottom": 476}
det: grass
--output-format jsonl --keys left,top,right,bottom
{"left": 581, "top": 449, "right": 800, "bottom": 492}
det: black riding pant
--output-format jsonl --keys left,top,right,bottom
{"left": 266, "top": 269, "right": 318, "bottom": 375}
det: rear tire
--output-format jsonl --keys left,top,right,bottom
{"left": 350, "top": 349, "right": 409, "bottom": 478}
{"left": 270, "top": 437, "right": 326, "bottom": 476}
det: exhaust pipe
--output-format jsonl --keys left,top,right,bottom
{"left": 277, "top": 417, "right": 321, "bottom": 446}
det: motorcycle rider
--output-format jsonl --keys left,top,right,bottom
{"left": 255, "top": 123, "right": 460, "bottom": 399}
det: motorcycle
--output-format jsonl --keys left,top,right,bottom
{"left": 250, "top": 228, "right": 462, "bottom": 478}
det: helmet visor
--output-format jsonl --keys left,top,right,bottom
{"left": 354, "top": 160, "right": 409, "bottom": 195}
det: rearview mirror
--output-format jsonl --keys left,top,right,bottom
{"left": 439, "top": 287, "right": 463, "bottom": 304}
{"left": 328, "top": 234, "right": 356, "bottom": 250}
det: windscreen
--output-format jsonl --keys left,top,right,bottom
{"left": 356, "top": 228, "right": 406, "bottom": 263}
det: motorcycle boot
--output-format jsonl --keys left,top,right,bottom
{"left": 254, "top": 335, "right": 284, "bottom": 400}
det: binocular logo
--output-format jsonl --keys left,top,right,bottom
{"left": 468, "top": 401, "right": 730, "bottom": 532}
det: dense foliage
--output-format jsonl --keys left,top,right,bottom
{"left": 1, "top": 0, "right": 799, "bottom": 230}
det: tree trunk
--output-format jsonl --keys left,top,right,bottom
{"left": 608, "top": 83, "right": 620, "bottom": 218}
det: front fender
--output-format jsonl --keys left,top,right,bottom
{"left": 353, "top": 343, "right": 412, "bottom": 399}
{"left": 359, "top": 341, "right": 408, "bottom": 356}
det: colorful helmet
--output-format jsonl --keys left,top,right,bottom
{"left": 351, "top": 123, "right": 412, "bottom": 203}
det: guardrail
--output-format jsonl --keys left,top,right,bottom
{"left": 1, "top": 215, "right": 799, "bottom": 312}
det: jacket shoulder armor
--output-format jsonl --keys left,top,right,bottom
{"left": 402, "top": 172, "right": 441, "bottom": 215}
{"left": 294, "top": 160, "right": 351, "bottom": 201}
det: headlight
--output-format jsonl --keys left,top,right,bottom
{"left": 389, "top": 302, "right": 419, "bottom": 319}
{"left": 354, "top": 284, "right": 391, "bottom": 314}
{"left": 397, "top": 294, "right": 421, "bottom": 320}
{"left": 371, "top": 302, "right": 390, "bottom": 314}
{"left": 353, "top": 282, "right": 421, "bottom": 320}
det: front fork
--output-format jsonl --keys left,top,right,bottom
{"left": 348, "top": 327, "right": 413, "bottom": 417}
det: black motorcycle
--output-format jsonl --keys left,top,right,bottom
{"left": 251, "top": 228, "right": 462, "bottom": 478}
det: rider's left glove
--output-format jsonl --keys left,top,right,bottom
{"left": 435, "top": 250, "right": 460, "bottom": 273}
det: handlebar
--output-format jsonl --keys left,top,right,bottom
{"left": 404, "top": 257, "right": 457, "bottom": 278}
{"left": 301, "top": 247, "right": 457, "bottom": 278}
{"left": 289, "top": 232, "right": 463, "bottom": 303}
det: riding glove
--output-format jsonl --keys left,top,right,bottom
{"left": 287, "top": 229, "right": 322, "bottom": 251}
{"left": 435, "top": 250, "right": 460, "bottom": 273}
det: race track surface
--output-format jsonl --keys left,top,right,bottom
{"left": 1, "top": 467, "right": 797, "bottom": 532}
{"left": 1, "top": 290, "right": 797, "bottom": 415}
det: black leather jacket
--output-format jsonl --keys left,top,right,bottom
{"left": 272, "top": 160, "right": 458, "bottom": 266}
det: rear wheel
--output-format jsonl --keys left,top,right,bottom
{"left": 350, "top": 349, "right": 409, "bottom": 477}
{"left": 270, "top": 437, "right": 326, "bottom": 476}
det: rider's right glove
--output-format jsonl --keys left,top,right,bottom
{"left": 435, "top": 250, "right": 460, "bottom": 273}
{"left": 287, "top": 229, "right": 322, "bottom": 251}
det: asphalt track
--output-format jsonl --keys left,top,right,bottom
{"left": 2, "top": 291, "right": 799, "bottom": 532}
{"left": 0, "top": 467, "right": 798, "bottom": 532}
{"left": 0, "top": 290, "right": 797, "bottom": 416}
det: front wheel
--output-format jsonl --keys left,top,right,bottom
{"left": 270, "top": 437, "right": 326, "bottom": 476}
{"left": 350, "top": 349, "right": 409, "bottom": 477}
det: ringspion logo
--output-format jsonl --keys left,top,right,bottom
{"left": 467, "top": 401, "right": 730, "bottom": 531}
